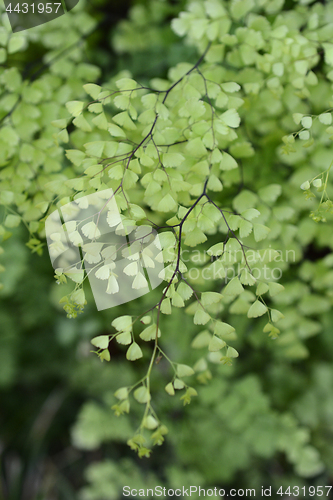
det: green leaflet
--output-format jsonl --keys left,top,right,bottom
{"left": 214, "top": 321, "right": 236, "bottom": 338}
{"left": 112, "top": 316, "right": 132, "bottom": 332}
{"left": 253, "top": 224, "right": 271, "bottom": 242}
{"left": 184, "top": 228, "right": 207, "bottom": 247}
{"left": 4, "top": 214, "right": 20, "bottom": 228}
{"left": 116, "top": 78, "right": 138, "bottom": 91}
{"left": 66, "top": 100, "right": 84, "bottom": 117}
{"left": 4, "top": 0, "right": 333, "bottom": 465}
{"left": 126, "top": 342, "right": 143, "bottom": 361}
{"left": 208, "top": 335, "right": 226, "bottom": 352}
{"left": 133, "top": 386, "right": 150, "bottom": 403}
{"left": 139, "top": 324, "right": 161, "bottom": 341}
{"left": 247, "top": 300, "right": 268, "bottom": 318}
{"left": 83, "top": 83, "right": 102, "bottom": 99}
{"left": 223, "top": 277, "right": 244, "bottom": 296}
{"left": 194, "top": 308, "right": 211, "bottom": 325}
{"left": 176, "top": 364, "right": 195, "bottom": 377}
{"left": 191, "top": 330, "right": 212, "bottom": 349}
{"left": 91, "top": 335, "right": 109, "bottom": 349}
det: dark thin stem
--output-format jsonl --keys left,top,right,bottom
{"left": 205, "top": 195, "right": 252, "bottom": 273}
{"left": 162, "top": 43, "right": 212, "bottom": 104}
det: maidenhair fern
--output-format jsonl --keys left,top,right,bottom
{"left": 1, "top": 0, "right": 333, "bottom": 463}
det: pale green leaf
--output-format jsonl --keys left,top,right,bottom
{"left": 163, "top": 152, "right": 185, "bottom": 167}
{"left": 258, "top": 184, "right": 281, "bottom": 203}
{"left": 223, "top": 277, "right": 244, "bottom": 296}
{"left": 108, "top": 123, "right": 126, "bottom": 138}
{"left": 165, "top": 383, "right": 175, "bottom": 395}
{"left": 134, "top": 386, "right": 150, "bottom": 403}
{"left": 112, "top": 315, "right": 132, "bottom": 332}
{"left": 8, "top": 35, "right": 26, "bottom": 54}
{"left": 239, "top": 219, "right": 253, "bottom": 238}
{"left": 184, "top": 228, "right": 207, "bottom": 247}
{"left": 116, "top": 331, "right": 132, "bottom": 345}
{"left": 4, "top": 214, "right": 20, "bottom": 228}
{"left": 73, "top": 115, "right": 92, "bottom": 132}
{"left": 301, "top": 116, "right": 312, "bottom": 129}
{"left": 71, "top": 289, "right": 85, "bottom": 306}
{"left": 176, "top": 364, "right": 195, "bottom": 377}
{"left": 66, "top": 100, "right": 84, "bottom": 117}
{"left": 116, "top": 78, "right": 137, "bottom": 91}
{"left": 173, "top": 378, "right": 185, "bottom": 390}
{"left": 83, "top": 83, "right": 102, "bottom": 99}
{"left": 268, "top": 282, "right": 285, "bottom": 297}
{"left": 300, "top": 181, "right": 310, "bottom": 190}
{"left": 194, "top": 308, "right": 211, "bottom": 325}
{"left": 256, "top": 282, "right": 269, "bottom": 296}
{"left": 221, "top": 82, "right": 240, "bottom": 93}
{"left": 253, "top": 223, "right": 270, "bottom": 242}
{"left": 191, "top": 330, "right": 211, "bottom": 349}
{"left": 319, "top": 113, "right": 332, "bottom": 125}
{"left": 214, "top": 321, "right": 235, "bottom": 338}
{"left": 99, "top": 349, "right": 110, "bottom": 362}
{"left": 201, "top": 291, "right": 222, "bottom": 306}
{"left": 208, "top": 335, "right": 226, "bottom": 351}
{"left": 220, "top": 109, "right": 240, "bottom": 128}
{"left": 271, "top": 308, "right": 284, "bottom": 322}
{"left": 143, "top": 416, "right": 158, "bottom": 430}
{"left": 299, "top": 130, "right": 310, "bottom": 140}
{"left": 126, "top": 342, "right": 143, "bottom": 361}
{"left": 84, "top": 141, "right": 105, "bottom": 158}
{"left": 91, "top": 335, "right": 109, "bottom": 349}
{"left": 207, "top": 243, "right": 224, "bottom": 256}
{"left": 139, "top": 324, "right": 161, "bottom": 341}
{"left": 247, "top": 300, "right": 268, "bottom": 318}
{"left": 177, "top": 282, "right": 193, "bottom": 300}
{"left": 114, "top": 387, "right": 128, "bottom": 400}
{"left": 226, "top": 346, "right": 239, "bottom": 358}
